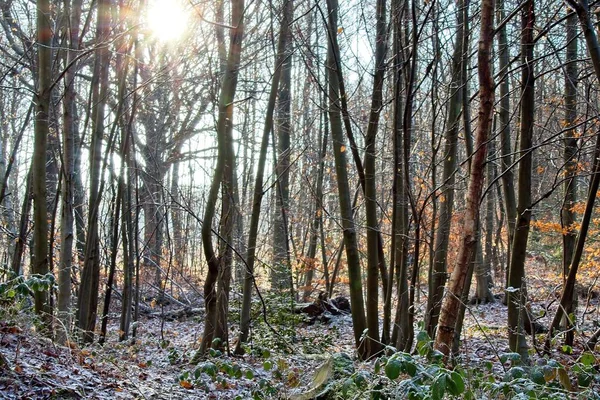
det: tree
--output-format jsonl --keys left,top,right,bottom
{"left": 434, "top": 0, "right": 494, "bottom": 358}
{"left": 32, "top": 0, "right": 53, "bottom": 330}
{"left": 362, "top": 0, "right": 388, "bottom": 356}
{"left": 561, "top": 8, "right": 578, "bottom": 347}
{"left": 425, "top": 0, "right": 467, "bottom": 338}
{"left": 76, "top": 0, "right": 112, "bottom": 343}
{"left": 57, "top": 0, "right": 83, "bottom": 345}
{"left": 194, "top": 0, "right": 245, "bottom": 360}
{"left": 272, "top": 0, "right": 293, "bottom": 292}
{"left": 235, "top": 0, "right": 293, "bottom": 354}
{"left": 507, "top": 0, "right": 535, "bottom": 360}
{"left": 324, "top": 0, "right": 368, "bottom": 359}
{"left": 545, "top": 0, "right": 600, "bottom": 352}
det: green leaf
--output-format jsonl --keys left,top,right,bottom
{"left": 245, "top": 369, "right": 254, "bottom": 379}
{"left": 579, "top": 352, "right": 596, "bottom": 367}
{"left": 385, "top": 359, "right": 402, "bottom": 380}
{"left": 431, "top": 373, "right": 447, "bottom": 400}
{"left": 530, "top": 367, "right": 545, "bottom": 385}
{"left": 263, "top": 360, "right": 273, "bottom": 371}
{"left": 562, "top": 345, "right": 573, "bottom": 354}
{"left": 578, "top": 371, "right": 592, "bottom": 387}
{"left": 447, "top": 371, "right": 465, "bottom": 395}
{"left": 202, "top": 362, "right": 217, "bottom": 378}
{"left": 403, "top": 360, "right": 418, "bottom": 377}
{"left": 508, "top": 366, "right": 525, "bottom": 379}
{"left": 374, "top": 358, "right": 382, "bottom": 374}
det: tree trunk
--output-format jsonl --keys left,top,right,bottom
{"left": 425, "top": 0, "right": 466, "bottom": 338}
{"left": 497, "top": 0, "right": 518, "bottom": 289}
{"left": 561, "top": 10, "right": 578, "bottom": 347}
{"left": 325, "top": 0, "right": 368, "bottom": 359}
{"left": 362, "top": 0, "right": 388, "bottom": 357}
{"left": 546, "top": 0, "right": 600, "bottom": 351}
{"left": 57, "top": 0, "right": 83, "bottom": 345}
{"left": 235, "top": 0, "right": 292, "bottom": 355}
{"left": 272, "top": 3, "right": 293, "bottom": 291}
{"left": 76, "top": 0, "right": 112, "bottom": 343}
{"left": 474, "top": 136, "right": 496, "bottom": 304}
{"left": 507, "top": 0, "right": 535, "bottom": 360}
{"left": 194, "top": 0, "right": 245, "bottom": 361}
{"left": 32, "top": 0, "right": 53, "bottom": 331}
{"left": 302, "top": 100, "right": 327, "bottom": 301}
{"left": 390, "top": 0, "right": 410, "bottom": 351}
{"left": 433, "top": 0, "right": 494, "bottom": 358}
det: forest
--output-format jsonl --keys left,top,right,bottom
{"left": 1, "top": 0, "right": 600, "bottom": 398}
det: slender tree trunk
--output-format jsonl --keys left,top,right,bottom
{"left": 76, "top": 0, "right": 112, "bottom": 343}
{"left": 193, "top": 0, "right": 245, "bottom": 360}
{"left": 390, "top": 0, "right": 410, "bottom": 350}
{"left": 302, "top": 104, "right": 328, "bottom": 301}
{"left": 272, "top": 1, "right": 293, "bottom": 291}
{"left": 561, "top": 10, "right": 578, "bottom": 347}
{"left": 57, "top": 0, "right": 83, "bottom": 345}
{"left": 433, "top": 0, "right": 494, "bottom": 358}
{"left": 325, "top": 0, "right": 368, "bottom": 359}
{"left": 425, "top": 0, "right": 466, "bottom": 338}
{"left": 235, "top": 0, "right": 292, "bottom": 354}
{"left": 497, "top": 0, "right": 517, "bottom": 288}
{"left": 474, "top": 136, "right": 496, "bottom": 304}
{"left": 361, "top": 0, "right": 388, "bottom": 357}
{"left": 507, "top": 0, "right": 534, "bottom": 360}
{"left": 11, "top": 169, "right": 32, "bottom": 276}
{"left": 33, "top": 0, "right": 53, "bottom": 331}
{"left": 546, "top": 0, "right": 600, "bottom": 351}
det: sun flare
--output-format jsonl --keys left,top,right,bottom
{"left": 146, "top": 0, "right": 190, "bottom": 42}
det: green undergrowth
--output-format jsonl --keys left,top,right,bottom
{"left": 177, "top": 329, "right": 600, "bottom": 399}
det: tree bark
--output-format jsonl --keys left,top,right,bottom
{"left": 325, "top": 0, "right": 368, "bottom": 359}
{"left": 425, "top": 0, "right": 466, "bottom": 338}
{"left": 507, "top": 0, "right": 534, "bottom": 360}
{"left": 235, "top": 0, "right": 292, "bottom": 354}
{"left": 32, "top": 0, "right": 53, "bottom": 331}
{"left": 57, "top": 0, "right": 83, "bottom": 345}
{"left": 545, "top": 0, "right": 600, "bottom": 351}
{"left": 194, "top": 0, "right": 245, "bottom": 360}
{"left": 272, "top": 1, "right": 293, "bottom": 291}
{"left": 497, "top": 0, "right": 518, "bottom": 289}
{"left": 561, "top": 10, "right": 579, "bottom": 347}
{"left": 76, "top": 0, "right": 112, "bottom": 343}
{"left": 433, "top": 0, "right": 494, "bottom": 358}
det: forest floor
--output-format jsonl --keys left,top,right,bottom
{"left": 1, "top": 257, "right": 600, "bottom": 399}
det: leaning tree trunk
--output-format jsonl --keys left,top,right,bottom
{"left": 545, "top": 0, "right": 600, "bottom": 351}
{"left": 433, "top": 0, "right": 494, "bottom": 359}
{"left": 32, "top": 0, "right": 53, "bottom": 330}
{"left": 507, "top": 0, "right": 534, "bottom": 361}
{"left": 193, "top": 0, "right": 245, "bottom": 361}
{"left": 325, "top": 0, "right": 368, "bottom": 360}
{"left": 425, "top": 0, "right": 466, "bottom": 338}
{"left": 234, "top": 0, "right": 292, "bottom": 355}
